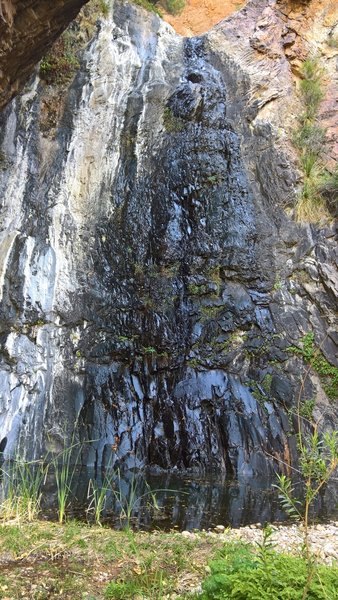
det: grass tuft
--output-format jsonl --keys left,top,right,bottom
{"left": 0, "top": 458, "right": 47, "bottom": 523}
{"left": 316, "top": 166, "right": 338, "bottom": 215}
{"left": 293, "top": 58, "right": 333, "bottom": 223}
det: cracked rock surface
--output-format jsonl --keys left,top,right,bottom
{"left": 0, "top": 0, "right": 337, "bottom": 475}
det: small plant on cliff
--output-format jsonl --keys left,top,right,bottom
{"left": 293, "top": 58, "right": 336, "bottom": 222}
{"left": 299, "top": 59, "right": 324, "bottom": 120}
{"left": 160, "top": 0, "right": 186, "bottom": 15}
{"left": 98, "top": 0, "right": 110, "bottom": 16}
{"left": 40, "top": 30, "right": 80, "bottom": 86}
{"left": 316, "top": 166, "right": 338, "bottom": 215}
{"left": 287, "top": 332, "right": 338, "bottom": 401}
{"left": 130, "top": 0, "right": 163, "bottom": 16}
{"left": 163, "top": 107, "right": 185, "bottom": 133}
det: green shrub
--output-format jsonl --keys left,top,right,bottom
{"left": 130, "top": 0, "right": 163, "bottom": 16}
{"left": 299, "top": 398, "right": 315, "bottom": 421}
{"left": 300, "top": 59, "right": 323, "bottom": 120}
{"left": 161, "top": 0, "right": 186, "bottom": 15}
{"left": 301, "top": 58, "right": 323, "bottom": 82}
{"left": 99, "top": 0, "right": 110, "bottom": 16}
{"left": 197, "top": 542, "right": 338, "bottom": 600}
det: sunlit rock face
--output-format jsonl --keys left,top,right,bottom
{"left": 0, "top": 0, "right": 337, "bottom": 477}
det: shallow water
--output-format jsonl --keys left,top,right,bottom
{"left": 38, "top": 468, "right": 337, "bottom": 531}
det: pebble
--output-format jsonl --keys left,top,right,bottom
{"left": 180, "top": 522, "right": 338, "bottom": 565}
{"left": 217, "top": 523, "right": 338, "bottom": 565}
{"left": 181, "top": 530, "right": 195, "bottom": 539}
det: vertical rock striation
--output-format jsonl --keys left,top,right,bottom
{"left": 0, "top": 0, "right": 337, "bottom": 477}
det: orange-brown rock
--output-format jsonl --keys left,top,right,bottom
{"left": 0, "top": 0, "right": 89, "bottom": 110}
{"left": 204, "top": 0, "right": 338, "bottom": 179}
{"left": 162, "top": 0, "right": 245, "bottom": 37}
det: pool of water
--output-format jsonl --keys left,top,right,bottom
{"left": 38, "top": 468, "right": 337, "bottom": 530}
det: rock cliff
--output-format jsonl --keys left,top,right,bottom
{"left": 0, "top": 0, "right": 337, "bottom": 477}
{"left": 0, "top": 0, "right": 89, "bottom": 110}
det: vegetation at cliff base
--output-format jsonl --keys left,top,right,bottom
{"left": 0, "top": 522, "right": 337, "bottom": 599}
{"left": 194, "top": 541, "right": 338, "bottom": 600}
{"left": 0, "top": 523, "right": 222, "bottom": 599}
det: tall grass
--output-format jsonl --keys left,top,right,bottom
{"left": 53, "top": 441, "right": 82, "bottom": 524}
{"left": 0, "top": 458, "right": 48, "bottom": 523}
{"left": 294, "top": 58, "right": 333, "bottom": 222}
{"left": 0, "top": 447, "right": 176, "bottom": 529}
{"left": 111, "top": 469, "right": 160, "bottom": 528}
{"left": 87, "top": 462, "right": 116, "bottom": 527}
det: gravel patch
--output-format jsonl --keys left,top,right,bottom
{"left": 181, "top": 522, "right": 338, "bottom": 565}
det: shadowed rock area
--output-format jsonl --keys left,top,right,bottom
{"left": 0, "top": 0, "right": 337, "bottom": 478}
{"left": 0, "top": 0, "right": 89, "bottom": 110}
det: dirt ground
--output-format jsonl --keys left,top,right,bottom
{"left": 162, "top": 0, "right": 245, "bottom": 36}
{"left": 0, "top": 521, "right": 222, "bottom": 599}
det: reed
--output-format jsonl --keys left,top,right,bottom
{"left": 0, "top": 457, "right": 47, "bottom": 523}
{"left": 53, "top": 441, "right": 82, "bottom": 524}
{"left": 86, "top": 463, "right": 116, "bottom": 527}
{"left": 111, "top": 469, "right": 160, "bottom": 528}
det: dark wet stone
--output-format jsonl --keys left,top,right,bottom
{"left": 0, "top": 0, "right": 336, "bottom": 483}
{"left": 271, "top": 375, "right": 293, "bottom": 407}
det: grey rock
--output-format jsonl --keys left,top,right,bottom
{"left": 0, "top": 1, "right": 336, "bottom": 478}
{"left": 270, "top": 375, "right": 293, "bottom": 407}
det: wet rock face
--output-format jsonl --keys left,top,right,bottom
{"left": 0, "top": 0, "right": 89, "bottom": 110}
{"left": 0, "top": 1, "right": 337, "bottom": 477}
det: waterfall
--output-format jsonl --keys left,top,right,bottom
{"left": 0, "top": 0, "right": 336, "bottom": 477}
